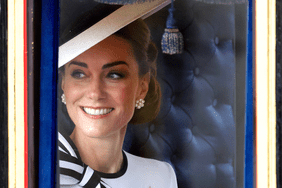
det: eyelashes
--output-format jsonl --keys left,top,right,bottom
{"left": 70, "top": 69, "right": 127, "bottom": 80}
{"left": 71, "top": 70, "right": 86, "bottom": 79}
{"left": 106, "top": 71, "right": 126, "bottom": 80}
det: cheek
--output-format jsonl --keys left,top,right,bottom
{"left": 63, "top": 82, "right": 84, "bottom": 102}
{"left": 111, "top": 87, "right": 127, "bottom": 104}
{"left": 120, "top": 88, "right": 126, "bottom": 103}
{"left": 111, "top": 83, "right": 137, "bottom": 105}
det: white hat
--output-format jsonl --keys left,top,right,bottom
{"left": 58, "top": 0, "right": 170, "bottom": 67}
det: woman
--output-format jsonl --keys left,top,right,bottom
{"left": 58, "top": 19, "right": 178, "bottom": 188}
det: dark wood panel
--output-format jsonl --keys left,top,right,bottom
{"left": 0, "top": 0, "right": 8, "bottom": 187}
{"left": 27, "top": 0, "right": 41, "bottom": 187}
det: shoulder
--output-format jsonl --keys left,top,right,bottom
{"left": 125, "top": 151, "right": 172, "bottom": 171}
{"left": 124, "top": 151, "right": 178, "bottom": 188}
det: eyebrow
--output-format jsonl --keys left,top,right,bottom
{"left": 68, "top": 61, "right": 88, "bottom": 68}
{"left": 68, "top": 61, "right": 129, "bottom": 69}
{"left": 102, "top": 61, "right": 129, "bottom": 69}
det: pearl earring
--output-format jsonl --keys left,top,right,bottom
{"left": 61, "top": 94, "right": 66, "bottom": 105}
{"left": 135, "top": 99, "right": 145, "bottom": 109}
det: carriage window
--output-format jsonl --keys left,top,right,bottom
{"left": 56, "top": 1, "right": 250, "bottom": 187}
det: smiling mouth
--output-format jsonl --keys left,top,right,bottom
{"left": 82, "top": 107, "right": 114, "bottom": 116}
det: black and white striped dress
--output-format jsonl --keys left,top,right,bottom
{"left": 58, "top": 130, "right": 178, "bottom": 188}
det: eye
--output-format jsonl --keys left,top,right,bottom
{"left": 107, "top": 72, "right": 125, "bottom": 80}
{"left": 71, "top": 70, "right": 86, "bottom": 79}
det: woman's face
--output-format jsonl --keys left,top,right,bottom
{"left": 61, "top": 35, "right": 149, "bottom": 138}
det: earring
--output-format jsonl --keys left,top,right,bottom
{"left": 135, "top": 99, "right": 145, "bottom": 109}
{"left": 61, "top": 94, "right": 66, "bottom": 105}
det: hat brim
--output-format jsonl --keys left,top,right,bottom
{"left": 58, "top": 0, "right": 170, "bottom": 67}
{"left": 92, "top": 0, "right": 157, "bottom": 5}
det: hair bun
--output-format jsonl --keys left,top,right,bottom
{"left": 130, "top": 40, "right": 161, "bottom": 124}
{"left": 147, "top": 41, "right": 158, "bottom": 69}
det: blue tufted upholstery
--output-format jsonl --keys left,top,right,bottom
{"left": 123, "top": 1, "right": 237, "bottom": 188}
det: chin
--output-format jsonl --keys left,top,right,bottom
{"left": 74, "top": 120, "right": 127, "bottom": 139}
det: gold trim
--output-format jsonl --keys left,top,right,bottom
{"left": 255, "top": 0, "right": 276, "bottom": 187}
{"left": 8, "top": 0, "right": 25, "bottom": 187}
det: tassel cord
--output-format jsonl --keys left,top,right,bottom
{"left": 166, "top": 0, "right": 177, "bottom": 29}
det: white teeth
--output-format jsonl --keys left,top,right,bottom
{"left": 83, "top": 107, "right": 113, "bottom": 115}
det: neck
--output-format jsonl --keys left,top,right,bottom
{"left": 70, "top": 126, "right": 126, "bottom": 174}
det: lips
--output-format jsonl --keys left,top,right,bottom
{"left": 82, "top": 107, "right": 114, "bottom": 116}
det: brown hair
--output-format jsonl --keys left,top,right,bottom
{"left": 114, "top": 19, "right": 161, "bottom": 124}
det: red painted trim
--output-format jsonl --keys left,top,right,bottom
{"left": 23, "top": 0, "right": 28, "bottom": 187}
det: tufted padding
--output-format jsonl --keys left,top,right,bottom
{"left": 123, "top": 1, "right": 236, "bottom": 188}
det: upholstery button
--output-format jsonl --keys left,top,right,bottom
{"left": 214, "top": 37, "right": 219, "bottom": 45}
{"left": 194, "top": 67, "right": 200, "bottom": 76}
{"left": 149, "top": 124, "right": 155, "bottom": 133}
{"left": 213, "top": 99, "right": 217, "bottom": 107}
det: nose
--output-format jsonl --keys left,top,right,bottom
{"left": 86, "top": 78, "right": 106, "bottom": 100}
